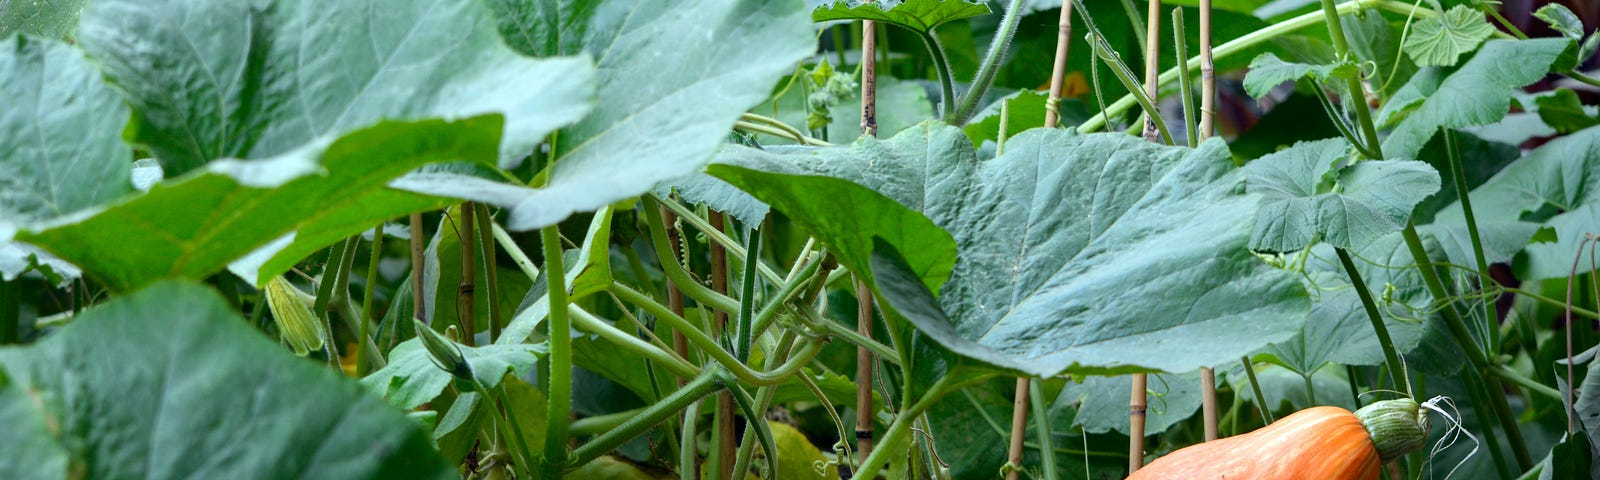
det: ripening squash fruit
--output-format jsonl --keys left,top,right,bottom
{"left": 1127, "top": 399, "right": 1428, "bottom": 480}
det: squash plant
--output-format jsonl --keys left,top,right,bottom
{"left": 3, "top": 0, "right": 1600, "bottom": 479}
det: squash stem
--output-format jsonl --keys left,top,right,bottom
{"left": 1335, "top": 248, "right": 1404, "bottom": 390}
{"left": 539, "top": 225, "right": 573, "bottom": 479}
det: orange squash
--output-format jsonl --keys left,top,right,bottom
{"left": 1127, "top": 399, "right": 1427, "bottom": 480}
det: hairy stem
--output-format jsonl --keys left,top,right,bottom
{"left": 950, "top": 0, "right": 1026, "bottom": 126}
{"left": 540, "top": 225, "right": 573, "bottom": 479}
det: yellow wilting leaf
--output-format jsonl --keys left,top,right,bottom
{"left": 264, "top": 276, "right": 325, "bottom": 356}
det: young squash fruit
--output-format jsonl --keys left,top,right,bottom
{"left": 1127, "top": 399, "right": 1428, "bottom": 480}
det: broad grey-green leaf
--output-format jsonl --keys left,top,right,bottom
{"left": 1383, "top": 39, "right": 1569, "bottom": 159}
{"left": 723, "top": 122, "right": 1307, "bottom": 376}
{"left": 0, "top": 281, "right": 453, "bottom": 479}
{"left": 812, "top": 0, "right": 990, "bottom": 33}
{"left": 1402, "top": 5, "right": 1495, "bottom": 67}
{"left": 1058, "top": 370, "right": 1202, "bottom": 436}
{"left": 656, "top": 171, "right": 771, "bottom": 227}
{"left": 363, "top": 337, "right": 546, "bottom": 410}
{"left": 1437, "top": 125, "right": 1600, "bottom": 280}
{"left": 460, "top": 0, "right": 812, "bottom": 231}
{"left": 1535, "top": 88, "right": 1600, "bottom": 134}
{"left": 0, "top": 0, "right": 84, "bottom": 39}
{"left": 1534, "top": 4, "right": 1585, "bottom": 43}
{"left": 77, "top": 0, "right": 593, "bottom": 174}
{"left": 1242, "top": 53, "right": 1357, "bottom": 99}
{"left": 0, "top": 36, "right": 130, "bottom": 224}
{"left": 1243, "top": 138, "right": 1442, "bottom": 253}
{"left": 0, "top": 366, "right": 67, "bottom": 479}
{"left": 20, "top": 117, "right": 505, "bottom": 291}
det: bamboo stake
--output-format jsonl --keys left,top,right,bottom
{"left": 1198, "top": 0, "right": 1220, "bottom": 444}
{"left": 1007, "top": 3, "right": 1076, "bottom": 477}
{"left": 856, "top": 14, "right": 880, "bottom": 466}
{"left": 1129, "top": 0, "right": 1162, "bottom": 472}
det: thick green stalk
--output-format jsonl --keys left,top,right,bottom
{"left": 540, "top": 225, "right": 573, "bottom": 479}
{"left": 1029, "top": 378, "right": 1060, "bottom": 480}
{"left": 734, "top": 230, "right": 761, "bottom": 362}
{"left": 1335, "top": 248, "right": 1404, "bottom": 389}
{"left": 950, "top": 0, "right": 1026, "bottom": 126}
{"left": 679, "top": 398, "right": 705, "bottom": 480}
{"left": 1172, "top": 8, "right": 1198, "bottom": 147}
{"left": 920, "top": 31, "right": 957, "bottom": 118}
{"left": 1444, "top": 129, "right": 1499, "bottom": 349}
{"left": 1242, "top": 357, "right": 1274, "bottom": 423}
{"left": 569, "top": 371, "right": 724, "bottom": 469}
{"left": 358, "top": 225, "right": 384, "bottom": 375}
{"left": 1316, "top": 0, "right": 1382, "bottom": 152}
{"left": 731, "top": 332, "right": 796, "bottom": 478}
{"left": 1087, "top": 32, "right": 1174, "bottom": 145}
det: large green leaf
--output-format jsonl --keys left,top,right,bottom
{"left": 0, "top": 0, "right": 84, "bottom": 39}
{"left": 1401, "top": 5, "right": 1495, "bottom": 67}
{"left": 13, "top": 0, "right": 599, "bottom": 289}
{"left": 812, "top": 0, "right": 990, "bottom": 34}
{"left": 0, "top": 35, "right": 129, "bottom": 282}
{"left": 1383, "top": 38, "right": 1569, "bottom": 159}
{"left": 77, "top": 0, "right": 593, "bottom": 174}
{"left": 1241, "top": 53, "right": 1357, "bottom": 99}
{"left": 19, "top": 117, "right": 504, "bottom": 291}
{"left": 718, "top": 122, "right": 1307, "bottom": 376}
{"left": 0, "top": 36, "right": 125, "bottom": 223}
{"left": 1243, "top": 138, "right": 1441, "bottom": 253}
{"left": 1437, "top": 125, "right": 1600, "bottom": 280}
{"left": 362, "top": 337, "right": 546, "bottom": 410}
{"left": 1535, "top": 88, "right": 1600, "bottom": 134}
{"left": 0, "top": 281, "right": 453, "bottom": 479}
{"left": 1058, "top": 370, "right": 1203, "bottom": 436}
{"left": 425, "top": 0, "right": 813, "bottom": 231}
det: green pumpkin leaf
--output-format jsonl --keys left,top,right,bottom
{"left": 1437, "top": 125, "right": 1600, "bottom": 280}
{"left": 362, "top": 337, "right": 547, "bottom": 410}
{"left": 0, "top": 281, "right": 453, "bottom": 479}
{"left": 0, "top": 0, "right": 84, "bottom": 40}
{"left": 1402, "top": 5, "right": 1496, "bottom": 67}
{"left": 1243, "top": 138, "right": 1441, "bottom": 253}
{"left": 1059, "top": 370, "right": 1203, "bottom": 436}
{"left": 20, "top": 117, "right": 506, "bottom": 291}
{"left": 1383, "top": 38, "right": 1569, "bottom": 159}
{"left": 77, "top": 0, "right": 593, "bottom": 175}
{"left": 16, "top": 0, "right": 599, "bottom": 290}
{"left": 0, "top": 36, "right": 126, "bottom": 224}
{"left": 415, "top": 0, "right": 813, "bottom": 231}
{"left": 0, "top": 35, "right": 129, "bottom": 283}
{"left": 1241, "top": 53, "right": 1358, "bottom": 99}
{"left": 719, "top": 122, "right": 1306, "bottom": 376}
{"left": 812, "top": 0, "right": 991, "bottom": 34}
{"left": 1535, "top": 88, "right": 1600, "bottom": 134}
